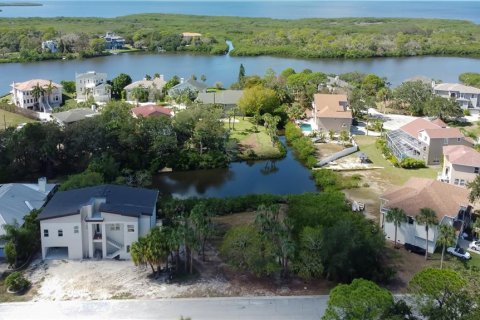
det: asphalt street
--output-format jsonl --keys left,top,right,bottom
{"left": 0, "top": 295, "right": 328, "bottom": 320}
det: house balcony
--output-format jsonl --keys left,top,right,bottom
{"left": 437, "top": 172, "right": 449, "bottom": 183}
{"left": 85, "top": 212, "right": 104, "bottom": 222}
{"left": 93, "top": 232, "right": 103, "bottom": 242}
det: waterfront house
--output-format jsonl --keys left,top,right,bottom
{"left": 104, "top": 32, "right": 126, "bottom": 50}
{"left": 196, "top": 90, "right": 244, "bottom": 109}
{"left": 41, "top": 40, "right": 58, "bottom": 53}
{"left": 312, "top": 94, "right": 352, "bottom": 133}
{"left": 10, "top": 79, "right": 62, "bottom": 112}
{"left": 438, "top": 145, "right": 480, "bottom": 187}
{"left": 38, "top": 184, "right": 159, "bottom": 260}
{"left": 124, "top": 76, "right": 166, "bottom": 102}
{"left": 381, "top": 177, "right": 472, "bottom": 253}
{"left": 0, "top": 178, "right": 56, "bottom": 257}
{"left": 52, "top": 108, "right": 99, "bottom": 126}
{"left": 386, "top": 118, "right": 470, "bottom": 165}
{"left": 75, "top": 71, "right": 111, "bottom": 103}
{"left": 131, "top": 105, "right": 172, "bottom": 118}
{"left": 168, "top": 78, "right": 208, "bottom": 97}
{"left": 181, "top": 32, "right": 202, "bottom": 41}
{"left": 433, "top": 82, "right": 480, "bottom": 114}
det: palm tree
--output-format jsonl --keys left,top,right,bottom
{"left": 130, "top": 237, "right": 150, "bottom": 271}
{"left": 31, "top": 82, "right": 45, "bottom": 111}
{"left": 44, "top": 80, "right": 55, "bottom": 105}
{"left": 376, "top": 87, "right": 391, "bottom": 113}
{"left": 416, "top": 208, "right": 438, "bottom": 260}
{"left": 437, "top": 224, "right": 456, "bottom": 269}
{"left": 473, "top": 218, "right": 480, "bottom": 239}
{"left": 467, "top": 175, "right": 480, "bottom": 203}
{"left": 385, "top": 208, "right": 407, "bottom": 248}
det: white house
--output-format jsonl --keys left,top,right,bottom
{"left": 0, "top": 178, "right": 56, "bottom": 257}
{"left": 11, "top": 79, "right": 63, "bottom": 112}
{"left": 75, "top": 71, "right": 111, "bottom": 103}
{"left": 438, "top": 145, "right": 480, "bottom": 187}
{"left": 38, "top": 185, "right": 158, "bottom": 260}
{"left": 124, "top": 76, "right": 166, "bottom": 102}
{"left": 380, "top": 177, "right": 472, "bottom": 253}
{"left": 433, "top": 82, "right": 480, "bottom": 113}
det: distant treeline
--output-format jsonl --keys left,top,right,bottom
{"left": 1, "top": 14, "right": 480, "bottom": 63}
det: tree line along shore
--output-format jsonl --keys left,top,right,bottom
{"left": 1, "top": 14, "right": 480, "bottom": 63}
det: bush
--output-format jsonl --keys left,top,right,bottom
{"left": 285, "top": 122, "right": 317, "bottom": 167}
{"left": 399, "top": 157, "right": 426, "bottom": 169}
{"left": 312, "top": 169, "right": 361, "bottom": 191}
{"left": 5, "top": 272, "right": 30, "bottom": 293}
{"left": 464, "top": 109, "right": 471, "bottom": 116}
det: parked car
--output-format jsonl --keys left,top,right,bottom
{"left": 404, "top": 243, "right": 426, "bottom": 255}
{"left": 447, "top": 247, "right": 471, "bottom": 260}
{"left": 469, "top": 241, "right": 480, "bottom": 251}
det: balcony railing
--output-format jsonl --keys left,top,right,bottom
{"left": 93, "top": 232, "right": 102, "bottom": 240}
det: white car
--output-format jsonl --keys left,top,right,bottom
{"left": 469, "top": 241, "right": 480, "bottom": 251}
{"left": 447, "top": 247, "right": 471, "bottom": 260}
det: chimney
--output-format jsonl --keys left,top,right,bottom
{"left": 38, "top": 177, "right": 47, "bottom": 193}
{"left": 180, "top": 78, "right": 184, "bottom": 84}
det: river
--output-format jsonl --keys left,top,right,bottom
{"left": 1, "top": 1, "right": 480, "bottom": 23}
{"left": 2, "top": 53, "right": 480, "bottom": 94}
{"left": 152, "top": 137, "right": 317, "bottom": 198}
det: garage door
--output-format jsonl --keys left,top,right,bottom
{"left": 45, "top": 247, "right": 69, "bottom": 259}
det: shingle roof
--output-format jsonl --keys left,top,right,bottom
{"left": 381, "top": 177, "right": 470, "bottom": 220}
{"left": 38, "top": 185, "right": 158, "bottom": 221}
{"left": 422, "top": 127, "right": 463, "bottom": 139}
{"left": 196, "top": 90, "right": 244, "bottom": 105}
{"left": 12, "top": 79, "right": 62, "bottom": 91}
{"left": 124, "top": 78, "right": 166, "bottom": 91}
{"left": 431, "top": 118, "right": 447, "bottom": 128}
{"left": 400, "top": 118, "right": 441, "bottom": 137}
{"left": 170, "top": 79, "right": 208, "bottom": 92}
{"left": 313, "top": 94, "right": 352, "bottom": 119}
{"left": 0, "top": 183, "right": 56, "bottom": 233}
{"left": 434, "top": 83, "right": 480, "bottom": 94}
{"left": 444, "top": 145, "right": 480, "bottom": 167}
{"left": 131, "top": 105, "right": 172, "bottom": 118}
{"left": 52, "top": 108, "right": 98, "bottom": 124}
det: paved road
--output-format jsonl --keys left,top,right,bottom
{"left": 0, "top": 295, "right": 328, "bottom": 320}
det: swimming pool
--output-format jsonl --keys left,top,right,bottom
{"left": 300, "top": 123, "right": 312, "bottom": 132}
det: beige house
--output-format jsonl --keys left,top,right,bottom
{"left": 381, "top": 177, "right": 472, "bottom": 253}
{"left": 124, "top": 76, "right": 166, "bottom": 102}
{"left": 438, "top": 145, "right": 480, "bottom": 187}
{"left": 11, "top": 79, "right": 62, "bottom": 112}
{"left": 312, "top": 94, "right": 352, "bottom": 133}
{"left": 433, "top": 82, "right": 480, "bottom": 113}
{"left": 386, "top": 118, "right": 471, "bottom": 165}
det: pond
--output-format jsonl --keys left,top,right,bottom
{"left": 152, "top": 137, "right": 318, "bottom": 198}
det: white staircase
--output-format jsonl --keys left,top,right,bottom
{"left": 39, "top": 96, "right": 52, "bottom": 113}
{"left": 106, "top": 237, "right": 123, "bottom": 259}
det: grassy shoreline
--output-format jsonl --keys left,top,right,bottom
{"left": 1, "top": 14, "right": 480, "bottom": 63}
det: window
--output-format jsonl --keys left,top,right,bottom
{"left": 444, "top": 138, "right": 448, "bottom": 145}
{"left": 44, "top": 229, "right": 49, "bottom": 237}
{"left": 457, "top": 138, "right": 461, "bottom": 142}
{"left": 74, "top": 226, "right": 79, "bottom": 234}
{"left": 127, "top": 225, "right": 134, "bottom": 232}
{"left": 454, "top": 179, "right": 460, "bottom": 185}
{"left": 460, "top": 179, "right": 466, "bottom": 187}
{"left": 110, "top": 224, "right": 120, "bottom": 231}
{"left": 58, "top": 229, "right": 63, "bottom": 237}
{"left": 127, "top": 245, "right": 130, "bottom": 253}
{"left": 475, "top": 167, "right": 479, "bottom": 174}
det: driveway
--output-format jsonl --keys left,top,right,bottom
{"left": 367, "top": 108, "right": 417, "bottom": 131}
{"left": 0, "top": 296, "right": 329, "bottom": 320}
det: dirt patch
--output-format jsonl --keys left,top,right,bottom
{"left": 314, "top": 142, "right": 345, "bottom": 159}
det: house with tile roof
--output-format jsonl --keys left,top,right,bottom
{"left": 311, "top": 94, "right": 352, "bottom": 133}
{"left": 37, "top": 185, "right": 158, "bottom": 260}
{"left": 131, "top": 105, "right": 172, "bottom": 118}
{"left": 10, "top": 79, "right": 62, "bottom": 112}
{"left": 438, "top": 145, "right": 480, "bottom": 187}
{"left": 0, "top": 178, "right": 56, "bottom": 257}
{"left": 124, "top": 76, "right": 166, "bottom": 102}
{"left": 433, "top": 82, "right": 480, "bottom": 113}
{"left": 386, "top": 117, "right": 472, "bottom": 165}
{"left": 380, "top": 177, "right": 472, "bottom": 253}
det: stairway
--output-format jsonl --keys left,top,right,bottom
{"left": 39, "top": 96, "right": 52, "bottom": 113}
{"left": 106, "top": 249, "right": 121, "bottom": 259}
{"left": 106, "top": 237, "right": 123, "bottom": 250}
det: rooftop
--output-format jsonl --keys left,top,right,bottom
{"left": 171, "top": 78, "right": 208, "bottom": 92}
{"left": 313, "top": 94, "right": 352, "bottom": 119}
{"left": 434, "top": 83, "right": 480, "bottom": 94}
{"left": 52, "top": 108, "right": 98, "bottom": 125}
{"left": 182, "top": 32, "right": 202, "bottom": 37}
{"left": 444, "top": 145, "right": 480, "bottom": 167}
{"left": 196, "top": 90, "right": 244, "bottom": 105}
{"left": 400, "top": 118, "right": 463, "bottom": 139}
{"left": 131, "top": 105, "right": 172, "bottom": 118}
{"left": 11, "top": 79, "right": 62, "bottom": 91}
{"left": 124, "top": 77, "right": 166, "bottom": 91}
{"left": 381, "top": 177, "right": 470, "bottom": 220}
{"left": 38, "top": 185, "right": 159, "bottom": 221}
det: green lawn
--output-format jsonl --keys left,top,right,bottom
{"left": 226, "top": 117, "right": 283, "bottom": 160}
{"left": 0, "top": 109, "right": 36, "bottom": 130}
{"left": 354, "top": 135, "right": 438, "bottom": 186}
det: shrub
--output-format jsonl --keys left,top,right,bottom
{"left": 464, "top": 109, "right": 471, "bottom": 116}
{"left": 285, "top": 122, "right": 317, "bottom": 167}
{"left": 5, "top": 272, "right": 30, "bottom": 293}
{"left": 399, "top": 157, "right": 426, "bottom": 169}
{"left": 312, "top": 169, "right": 361, "bottom": 191}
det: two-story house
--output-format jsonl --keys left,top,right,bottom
{"left": 104, "top": 32, "right": 125, "bottom": 50}
{"left": 386, "top": 118, "right": 471, "bottom": 165}
{"left": 124, "top": 76, "right": 166, "bottom": 102}
{"left": 38, "top": 185, "right": 158, "bottom": 260}
{"left": 311, "top": 94, "right": 352, "bottom": 133}
{"left": 381, "top": 177, "right": 472, "bottom": 253}
{"left": 433, "top": 82, "right": 480, "bottom": 113}
{"left": 168, "top": 78, "right": 208, "bottom": 97}
{"left": 41, "top": 40, "right": 58, "bottom": 53}
{"left": 11, "top": 79, "right": 62, "bottom": 112}
{"left": 75, "top": 71, "right": 111, "bottom": 103}
{"left": 438, "top": 145, "right": 480, "bottom": 187}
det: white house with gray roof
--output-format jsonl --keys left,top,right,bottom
{"left": 0, "top": 178, "right": 56, "bottom": 257}
{"left": 433, "top": 82, "right": 480, "bottom": 113}
{"left": 38, "top": 185, "right": 158, "bottom": 260}
{"left": 196, "top": 90, "right": 244, "bottom": 109}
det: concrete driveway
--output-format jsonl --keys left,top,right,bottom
{"left": 367, "top": 108, "right": 417, "bottom": 131}
{"left": 0, "top": 295, "right": 329, "bottom": 320}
